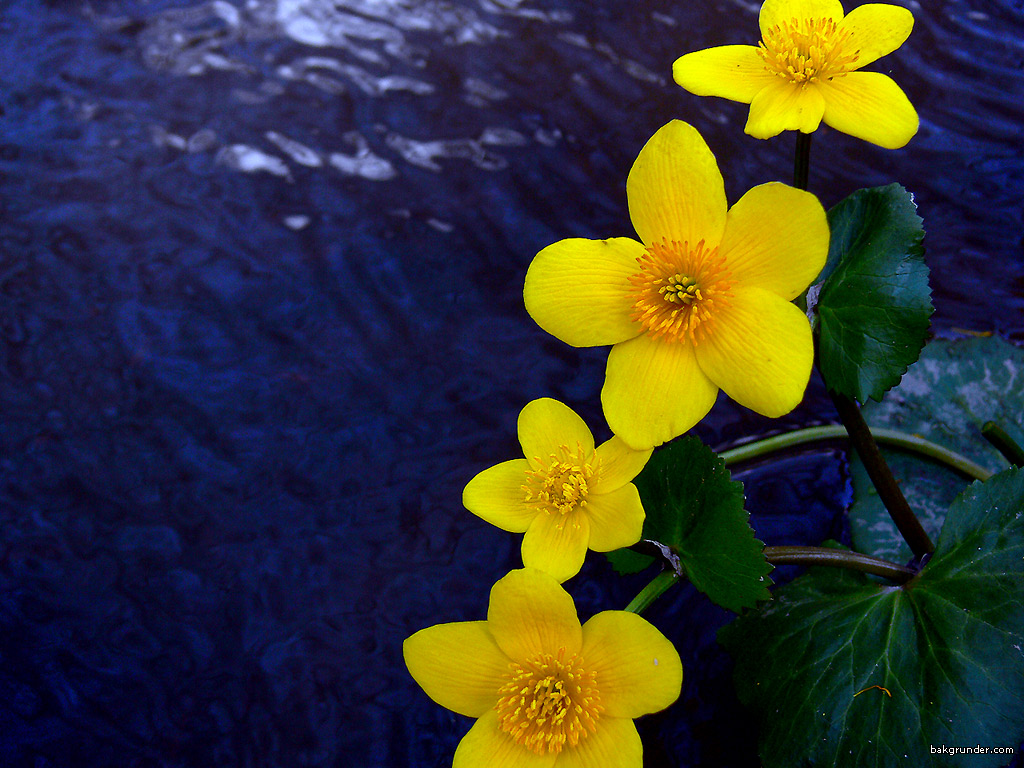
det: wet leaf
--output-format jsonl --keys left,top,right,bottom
{"left": 851, "top": 335, "right": 1023, "bottom": 562}
{"left": 815, "top": 184, "right": 933, "bottom": 403}
{"left": 607, "top": 437, "right": 772, "bottom": 613}
{"left": 721, "top": 468, "right": 1024, "bottom": 768}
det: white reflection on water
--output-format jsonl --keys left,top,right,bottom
{"left": 115, "top": 0, "right": 569, "bottom": 184}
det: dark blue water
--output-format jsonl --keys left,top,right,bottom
{"left": 1, "top": 1, "right": 1022, "bottom": 766}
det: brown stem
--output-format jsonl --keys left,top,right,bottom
{"left": 829, "top": 390, "right": 935, "bottom": 560}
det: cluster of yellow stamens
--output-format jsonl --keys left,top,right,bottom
{"left": 494, "top": 648, "right": 602, "bottom": 755}
{"left": 628, "top": 238, "right": 734, "bottom": 344}
{"left": 757, "top": 17, "right": 860, "bottom": 85}
{"left": 522, "top": 443, "right": 597, "bottom": 525}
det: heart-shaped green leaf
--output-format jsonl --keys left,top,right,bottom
{"left": 815, "top": 184, "right": 933, "bottom": 403}
{"left": 607, "top": 436, "right": 772, "bottom": 613}
{"left": 721, "top": 467, "right": 1024, "bottom": 768}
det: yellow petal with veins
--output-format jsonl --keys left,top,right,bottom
{"left": 591, "top": 436, "right": 652, "bottom": 494}
{"left": 454, "top": 710, "right": 558, "bottom": 768}
{"left": 524, "top": 237, "right": 645, "bottom": 348}
{"left": 719, "top": 182, "right": 828, "bottom": 300}
{"left": 404, "top": 621, "right": 509, "bottom": 718}
{"left": 694, "top": 285, "right": 814, "bottom": 417}
{"left": 838, "top": 3, "right": 914, "bottom": 68}
{"left": 745, "top": 78, "right": 826, "bottom": 138}
{"left": 580, "top": 611, "right": 683, "bottom": 719}
{"left": 487, "top": 569, "right": 582, "bottom": 661}
{"left": 463, "top": 458, "right": 536, "bottom": 533}
{"left": 819, "top": 71, "right": 919, "bottom": 149}
{"left": 518, "top": 398, "right": 595, "bottom": 470}
{"left": 626, "top": 120, "right": 727, "bottom": 251}
{"left": 522, "top": 509, "right": 591, "bottom": 583}
{"left": 602, "top": 334, "right": 719, "bottom": 450}
{"left": 672, "top": 44, "right": 775, "bottom": 103}
{"left": 759, "top": 0, "right": 844, "bottom": 35}
{"left": 582, "top": 484, "right": 645, "bottom": 553}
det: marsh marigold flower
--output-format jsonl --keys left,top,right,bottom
{"left": 673, "top": 0, "right": 918, "bottom": 149}
{"left": 524, "top": 120, "right": 828, "bottom": 450}
{"left": 463, "top": 398, "right": 651, "bottom": 582}
{"left": 404, "top": 568, "right": 683, "bottom": 767}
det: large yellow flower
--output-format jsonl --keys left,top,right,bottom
{"left": 463, "top": 398, "right": 651, "bottom": 582}
{"left": 524, "top": 120, "right": 828, "bottom": 450}
{"left": 673, "top": 0, "right": 918, "bottom": 149}
{"left": 404, "top": 568, "right": 683, "bottom": 767}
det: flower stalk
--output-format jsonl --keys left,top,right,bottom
{"left": 794, "top": 132, "right": 812, "bottom": 191}
{"left": 982, "top": 421, "right": 1024, "bottom": 468}
{"left": 625, "top": 570, "right": 681, "bottom": 615}
{"left": 794, "top": 130, "right": 935, "bottom": 561}
{"left": 829, "top": 389, "right": 935, "bottom": 560}
{"left": 764, "top": 545, "right": 916, "bottom": 583}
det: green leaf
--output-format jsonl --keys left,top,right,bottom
{"left": 815, "top": 183, "right": 933, "bottom": 403}
{"left": 606, "top": 436, "right": 772, "bottom": 613}
{"left": 720, "top": 467, "right": 1024, "bottom": 768}
{"left": 851, "top": 335, "right": 1023, "bottom": 563}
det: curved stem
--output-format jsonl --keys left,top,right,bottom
{"left": 982, "top": 421, "right": 1024, "bottom": 468}
{"left": 765, "top": 546, "right": 916, "bottom": 584}
{"left": 625, "top": 570, "right": 680, "bottom": 615}
{"left": 719, "top": 424, "right": 993, "bottom": 481}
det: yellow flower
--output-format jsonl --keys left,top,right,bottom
{"left": 524, "top": 120, "right": 828, "bottom": 450}
{"left": 672, "top": 0, "right": 918, "bottom": 149}
{"left": 404, "top": 568, "right": 683, "bottom": 767}
{"left": 463, "top": 398, "right": 651, "bottom": 582}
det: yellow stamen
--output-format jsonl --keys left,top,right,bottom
{"left": 494, "top": 647, "right": 603, "bottom": 755}
{"left": 757, "top": 17, "right": 860, "bottom": 85}
{"left": 522, "top": 443, "right": 597, "bottom": 528}
{"left": 628, "top": 238, "right": 733, "bottom": 344}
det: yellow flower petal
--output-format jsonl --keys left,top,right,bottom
{"left": 838, "top": 3, "right": 913, "bottom": 68}
{"left": 745, "top": 78, "right": 826, "bottom": 138}
{"left": 672, "top": 45, "right": 775, "bottom": 103}
{"left": 487, "top": 568, "right": 582, "bottom": 660}
{"left": 523, "top": 237, "right": 645, "bottom": 348}
{"left": 718, "top": 182, "right": 829, "bottom": 300}
{"left": 581, "top": 611, "right": 683, "bottom": 719}
{"left": 591, "top": 436, "right": 652, "bottom": 494}
{"left": 626, "top": 120, "right": 727, "bottom": 250}
{"left": 819, "top": 71, "right": 919, "bottom": 149}
{"left": 552, "top": 715, "right": 643, "bottom": 768}
{"left": 518, "top": 398, "right": 595, "bottom": 469}
{"left": 463, "top": 458, "right": 536, "bottom": 533}
{"left": 583, "top": 484, "right": 645, "bottom": 553}
{"left": 602, "top": 334, "right": 719, "bottom": 450}
{"left": 694, "top": 285, "right": 813, "bottom": 417}
{"left": 759, "top": 0, "right": 844, "bottom": 34}
{"left": 522, "top": 511, "right": 591, "bottom": 583}
{"left": 454, "top": 710, "right": 558, "bottom": 768}
{"left": 404, "top": 621, "right": 509, "bottom": 718}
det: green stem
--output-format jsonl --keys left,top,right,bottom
{"left": 765, "top": 546, "right": 916, "bottom": 583}
{"left": 625, "top": 570, "right": 680, "bottom": 615}
{"left": 719, "top": 424, "right": 993, "bottom": 481}
{"left": 981, "top": 421, "right": 1024, "bottom": 468}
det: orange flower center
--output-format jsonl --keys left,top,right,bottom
{"left": 757, "top": 17, "right": 860, "bottom": 85}
{"left": 522, "top": 443, "right": 596, "bottom": 525}
{"left": 494, "top": 648, "right": 603, "bottom": 755}
{"left": 628, "top": 238, "right": 734, "bottom": 344}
